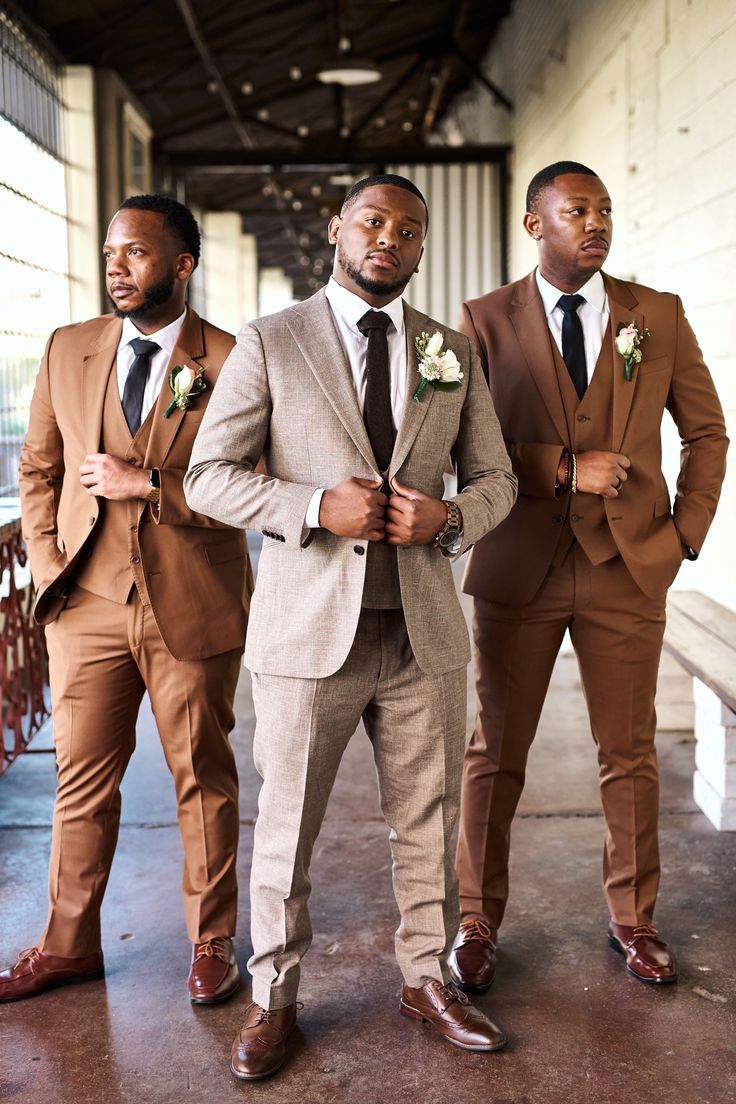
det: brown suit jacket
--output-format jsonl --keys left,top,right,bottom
{"left": 460, "top": 271, "right": 728, "bottom": 604}
{"left": 19, "top": 305, "right": 252, "bottom": 660}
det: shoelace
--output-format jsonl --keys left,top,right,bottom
{"left": 457, "top": 918, "right": 496, "bottom": 948}
{"left": 193, "top": 937, "right": 229, "bottom": 962}
{"left": 630, "top": 925, "right": 662, "bottom": 943}
{"left": 18, "top": 946, "right": 41, "bottom": 965}
{"left": 437, "top": 981, "right": 469, "bottom": 1007}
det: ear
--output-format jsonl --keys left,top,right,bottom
{"left": 327, "top": 215, "right": 341, "bottom": 245}
{"left": 523, "top": 212, "right": 541, "bottom": 240}
{"left": 414, "top": 244, "right": 424, "bottom": 274}
{"left": 176, "top": 253, "right": 196, "bottom": 280}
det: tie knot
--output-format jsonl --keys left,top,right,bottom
{"left": 128, "top": 337, "right": 160, "bottom": 359}
{"left": 556, "top": 294, "right": 585, "bottom": 315}
{"left": 357, "top": 310, "right": 391, "bottom": 336}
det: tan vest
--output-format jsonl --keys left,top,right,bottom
{"left": 551, "top": 325, "right": 619, "bottom": 568}
{"left": 74, "top": 362, "right": 151, "bottom": 603}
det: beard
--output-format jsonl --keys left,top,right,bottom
{"left": 337, "top": 240, "right": 407, "bottom": 299}
{"left": 109, "top": 274, "right": 177, "bottom": 320}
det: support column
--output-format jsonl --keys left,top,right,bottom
{"left": 202, "top": 212, "right": 259, "bottom": 332}
{"left": 62, "top": 66, "right": 102, "bottom": 321}
{"left": 692, "top": 678, "right": 736, "bottom": 831}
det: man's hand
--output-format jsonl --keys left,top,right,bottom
{"left": 385, "top": 478, "right": 448, "bottom": 546}
{"left": 576, "top": 451, "right": 631, "bottom": 498}
{"left": 80, "top": 453, "right": 150, "bottom": 501}
{"left": 319, "top": 477, "right": 387, "bottom": 540}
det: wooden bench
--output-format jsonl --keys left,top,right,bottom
{"left": 663, "top": 590, "right": 736, "bottom": 830}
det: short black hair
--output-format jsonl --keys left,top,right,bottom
{"left": 526, "top": 161, "right": 599, "bottom": 213}
{"left": 118, "top": 194, "right": 201, "bottom": 268}
{"left": 341, "top": 173, "right": 429, "bottom": 228}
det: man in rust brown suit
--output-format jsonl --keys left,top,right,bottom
{"left": 1, "top": 195, "right": 252, "bottom": 1006}
{"left": 448, "top": 161, "right": 727, "bottom": 992}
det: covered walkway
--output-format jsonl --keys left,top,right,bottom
{"left": 1, "top": 555, "right": 734, "bottom": 1104}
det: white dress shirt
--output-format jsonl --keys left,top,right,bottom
{"left": 116, "top": 309, "right": 187, "bottom": 423}
{"left": 535, "top": 269, "right": 609, "bottom": 382}
{"left": 305, "top": 278, "right": 407, "bottom": 528}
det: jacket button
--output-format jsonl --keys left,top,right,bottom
{"left": 131, "top": 555, "right": 140, "bottom": 564}
{"left": 577, "top": 414, "right": 589, "bottom": 422}
{"left": 552, "top": 514, "right": 563, "bottom": 524}
{"left": 353, "top": 545, "right": 365, "bottom": 556}
{"left": 571, "top": 514, "right": 582, "bottom": 523}
{"left": 279, "top": 535, "right": 285, "bottom": 542}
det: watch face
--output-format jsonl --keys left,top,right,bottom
{"left": 438, "top": 527, "right": 460, "bottom": 548}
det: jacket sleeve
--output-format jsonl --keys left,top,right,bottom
{"left": 666, "top": 296, "right": 729, "bottom": 553}
{"left": 184, "top": 322, "right": 316, "bottom": 547}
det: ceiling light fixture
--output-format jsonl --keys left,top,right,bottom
{"left": 316, "top": 57, "right": 381, "bottom": 86}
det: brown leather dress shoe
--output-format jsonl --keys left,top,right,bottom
{"left": 188, "top": 937, "right": 240, "bottom": 1004}
{"left": 608, "top": 922, "right": 677, "bottom": 984}
{"left": 230, "top": 1002, "right": 297, "bottom": 1080}
{"left": 447, "top": 916, "right": 497, "bottom": 992}
{"left": 400, "top": 979, "right": 506, "bottom": 1052}
{"left": 0, "top": 946, "right": 104, "bottom": 1003}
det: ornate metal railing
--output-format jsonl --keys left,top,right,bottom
{"left": 0, "top": 499, "right": 50, "bottom": 776}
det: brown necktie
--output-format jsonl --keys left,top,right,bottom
{"left": 356, "top": 310, "right": 394, "bottom": 474}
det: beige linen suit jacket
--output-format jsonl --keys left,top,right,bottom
{"left": 19, "top": 306, "right": 252, "bottom": 661}
{"left": 460, "top": 272, "right": 728, "bottom": 605}
{"left": 185, "top": 288, "right": 516, "bottom": 678}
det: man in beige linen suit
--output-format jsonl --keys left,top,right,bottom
{"left": 185, "top": 174, "right": 517, "bottom": 1079}
{"left": 1, "top": 196, "right": 252, "bottom": 1006}
{"left": 447, "top": 162, "right": 728, "bottom": 995}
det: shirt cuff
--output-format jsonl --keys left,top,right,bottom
{"left": 305, "top": 487, "right": 325, "bottom": 529}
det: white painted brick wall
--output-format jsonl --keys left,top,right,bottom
{"left": 442, "top": 0, "right": 736, "bottom": 613}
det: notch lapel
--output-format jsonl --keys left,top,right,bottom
{"left": 509, "top": 274, "right": 570, "bottom": 446}
{"left": 82, "top": 316, "right": 122, "bottom": 454}
{"left": 286, "top": 290, "right": 378, "bottom": 472}
{"left": 605, "top": 276, "right": 643, "bottom": 452}
{"left": 389, "top": 303, "right": 435, "bottom": 477}
{"left": 144, "top": 306, "right": 207, "bottom": 468}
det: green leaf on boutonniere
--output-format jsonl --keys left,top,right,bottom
{"left": 163, "top": 363, "right": 207, "bottom": 418}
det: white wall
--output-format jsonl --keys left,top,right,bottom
{"left": 441, "top": 0, "right": 736, "bottom": 610}
{"left": 201, "top": 212, "right": 259, "bottom": 333}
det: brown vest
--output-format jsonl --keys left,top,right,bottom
{"left": 551, "top": 325, "right": 619, "bottom": 568}
{"left": 74, "top": 362, "right": 152, "bottom": 603}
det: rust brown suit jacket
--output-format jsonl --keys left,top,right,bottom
{"left": 19, "top": 305, "right": 252, "bottom": 660}
{"left": 459, "top": 271, "right": 728, "bottom": 605}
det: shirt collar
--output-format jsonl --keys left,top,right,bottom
{"left": 535, "top": 268, "right": 607, "bottom": 317}
{"left": 120, "top": 308, "right": 187, "bottom": 355}
{"left": 325, "top": 276, "right": 405, "bottom": 336}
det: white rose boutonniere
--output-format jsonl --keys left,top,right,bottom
{"left": 412, "top": 331, "right": 464, "bottom": 402}
{"left": 163, "top": 364, "right": 207, "bottom": 418}
{"left": 615, "top": 322, "right": 651, "bottom": 381}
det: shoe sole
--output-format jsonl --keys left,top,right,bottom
{"left": 448, "top": 970, "right": 495, "bottom": 994}
{"left": 0, "top": 968, "right": 105, "bottom": 1003}
{"left": 230, "top": 1055, "right": 286, "bottom": 1081}
{"left": 190, "top": 978, "right": 241, "bottom": 1005}
{"left": 607, "top": 934, "right": 678, "bottom": 984}
{"left": 399, "top": 1001, "right": 507, "bottom": 1052}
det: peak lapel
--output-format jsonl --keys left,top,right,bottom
{"left": 389, "top": 303, "right": 434, "bottom": 477}
{"left": 82, "top": 316, "right": 122, "bottom": 454}
{"left": 606, "top": 276, "right": 643, "bottom": 452}
{"left": 144, "top": 306, "right": 207, "bottom": 467}
{"left": 286, "top": 290, "right": 378, "bottom": 472}
{"left": 509, "top": 275, "right": 569, "bottom": 446}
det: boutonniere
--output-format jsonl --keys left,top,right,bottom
{"left": 163, "top": 364, "right": 206, "bottom": 418}
{"left": 412, "top": 331, "right": 464, "bottom": 402}
{"left": 615, "top": 322, "right": 651, "bottom": 381}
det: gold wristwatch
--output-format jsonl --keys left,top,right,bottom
{"left": 434, "top": 500, "right": 463, "bottom": 549}
{"left": 145, "top": 467, "right": 161, "bottom": 504}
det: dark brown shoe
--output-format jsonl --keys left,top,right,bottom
{"left": 230, "top": 1002, "right": 297, "bottom": 1081}
{"left": 608, "top": 922, "right": 677, "bottom": 984}
{"left": 0, "top": 946, "right": 104, "bottom": 1003}
{"left": 400, "top": 979, "right": 506, "bottom": 1052}
{"left": 188, "top": 937, "right": 240, "bottom": 1004}
{"left": 447, "top": 916, "right": 497, "bottom": 992}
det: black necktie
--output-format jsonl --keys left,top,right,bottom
{"left": 122, "top": 337, "right": 159, "bottom": 435}
{"left": 357, "top": 310, "right": 394, "bottom": 474}
{"left": 556, "top": 294, "right": 587, "bottom": 400}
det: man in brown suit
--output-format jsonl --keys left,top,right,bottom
{"left": 448, "top": 161, "right": 728, "bottom": 991}
{"left": 1, "top": 195, "right": 252, "bottom": 1005}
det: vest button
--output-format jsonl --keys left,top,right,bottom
{"left": 127, "top": 457, "right": 137, "bottom": 465}
{"left": 131, "top": 555, "right": 140, "bottom": 564}
{"left": 552, "top": 514, "right": 563, "bottom": 524}
{"left": 577, "top": 414, "right": 589, "bottom": 422}
{"left": 353, "top": 545, "right": 365, "bottom": 555}
{"left": 571, "top": 514, "right": 582, "bottom": 523}
{"left": 129, "top": 524, "right": 137, "bottom": 532}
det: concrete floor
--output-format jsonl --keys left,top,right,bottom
{"left": 1, "top": 560, "right": 735, "bottom": 1104}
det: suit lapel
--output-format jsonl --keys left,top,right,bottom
{"left": 82, "top": 316, "right": 122, "bottom": 454}
{"left": 144, "top": 306, "right": 207, "bottom": 468}
{"left": 605, "top": 275, "right": 643, "bottom": 452}
{"left": 389, "top": 302, "right": 435, "bottom": 477}
{"left": 286, "top": 289, "right": 378, "bottom": 472}
{"left": 510, "top": 273, "right": 570, "bottom": 446}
